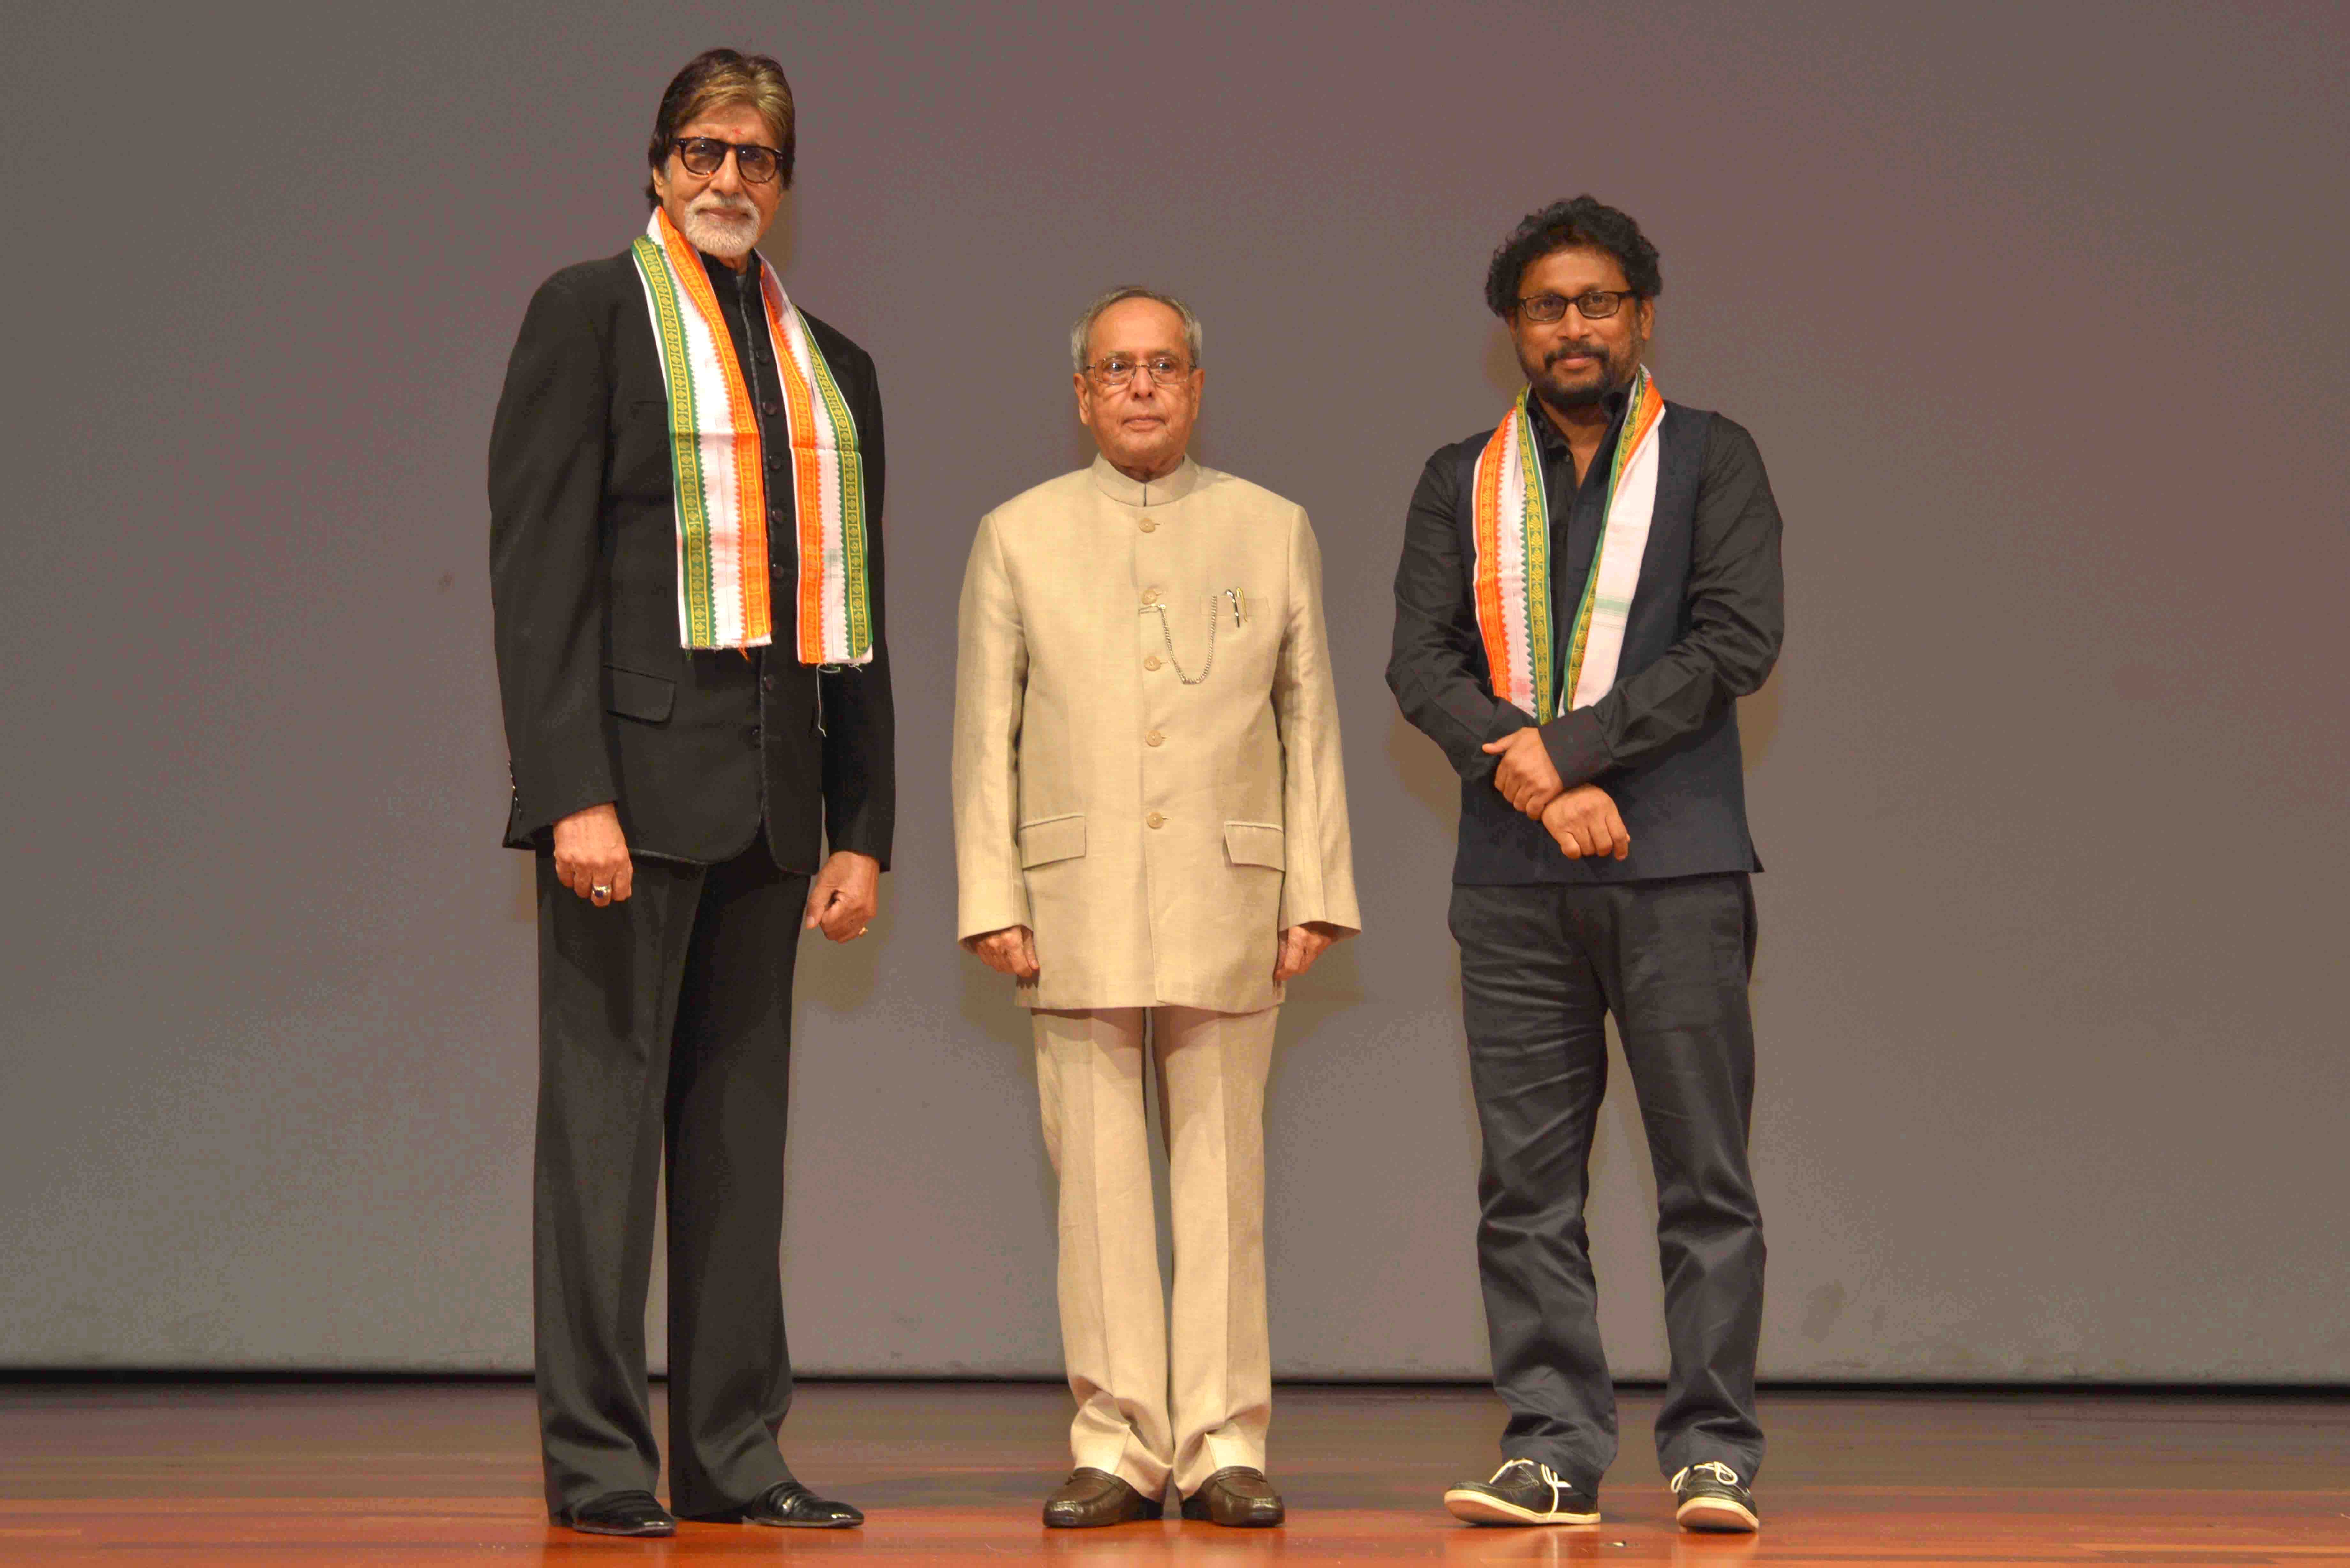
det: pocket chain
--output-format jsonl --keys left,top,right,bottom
{"left": 1142, "top": 602, "right": 1216, "bottom": 685}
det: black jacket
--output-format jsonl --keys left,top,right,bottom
{"left": 1388, "top": 400, "right": 1782, "bottom": 884}
{"left": 489, "top": 247, "right": 894, "bottom": 872}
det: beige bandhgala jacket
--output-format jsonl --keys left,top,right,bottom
{"left": 954, "top": 455, "right": 1360, "bottom": 1013}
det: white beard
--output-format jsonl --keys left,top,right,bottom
{"left": 680, "top": 199, "right": 760, "bottom": 259}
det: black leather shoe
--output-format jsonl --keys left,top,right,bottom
{"left": 1444, "top": 1459, "right": 1600, "bottom": 1526}
{"left": 1179, "top": 1466, "right": 1285, "bottom": 1527}
{"left": 716, "top": 1480, "right": 865, "bottom": 1528}
{"left": 564, "top": 1489, "right": 676, "bottom": 1536}
{"left": 1670, "top": 1460, "right": 1759, "bottom": 1532}
{"left": 1043, "top": 1467, "right": 1164, "bottom": 1527}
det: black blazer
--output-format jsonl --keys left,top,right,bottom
{"left": 1389, "top": 401, "right": 1782, "bottom": 885}
{"left": 489, "top": 248, "right": 894, "bottom": 872}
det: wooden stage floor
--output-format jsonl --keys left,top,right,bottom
{"left": 2, "top": 1380, "right": 2345, "bottom": 1564}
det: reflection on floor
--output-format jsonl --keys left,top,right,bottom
{"left": 2, "top": 1379, "right": 2346, "bottom": 1564}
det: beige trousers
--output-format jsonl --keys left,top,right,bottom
{"left": 1032, "top": 1005, "right": 1277, "bottom": 1497}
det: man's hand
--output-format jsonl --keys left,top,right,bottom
{"left": 1482, "top": 725, "right": 1566, "bottom": 818}
{"left": 552, "top": 803, "right": 633, "bottom": 906}
{"left": 1541, "top": 785, "right": 1631, "bottom": 861}
{"left": 966, "top": 924, "right": 1040, "bottom": 981}
{"left": 803, "top": 851, "right": 881, "bottom": 942}
{"left": 1274, "top": 922, "right": 1343, "bottom": 982}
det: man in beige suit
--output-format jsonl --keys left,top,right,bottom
{"left": 953, "top": 287, "right": 1359, "bottom": 1530}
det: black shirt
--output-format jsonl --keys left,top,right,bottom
{"left": 701, "top": 248, "right": 791, "bottom": 540}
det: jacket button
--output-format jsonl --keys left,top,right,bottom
{"left": 1140, "top": 588, "right": 1161, "bottom": 606}
{"left": 760, "top": 674, "right": 775, "bottom": 692}
{"left": 1139, "top": 517, "right": 1158, "bottom": 533}
{"left": 761, "top": 399, "right": 780, "bottom": 417}
{"left": 1146, "top": 812, "right": 1166, "bottom": 829}
{"left": 746, "top": 725, "right": 762, "bottom": 748}
{"left": 1145, "top": 730, "right": 1165, "bottom": 747}
{"left": 1143, "top": 655, "right": 1162, "bottom": 671}
{"left": 766, "top": 453, "right": 782, "bottom": 471}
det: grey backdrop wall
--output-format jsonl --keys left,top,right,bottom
{"left": 3, "top": 0, "right": 2345, "bottom": 1380}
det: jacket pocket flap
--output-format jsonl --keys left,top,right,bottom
{"left": 605, "top": 665, "right": 676, "bottom": 723}
{"left": 1224, "top": 820, "right": 1286, "bottom": 870}
{"left": 1018, "top": 814, "right": 1087, "bottom": 868}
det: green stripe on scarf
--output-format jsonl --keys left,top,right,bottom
{"left": 1561, "top": 369, "right": 1656, "bottom": 709}
{"left": 1514, "top": 396, "right": 1556, "bottom": 721}
{"left": 798, "top": 331, "right": 871, "bottom": 659}
{"left": 631, "top": 235, "right": 716, "bottom": 647}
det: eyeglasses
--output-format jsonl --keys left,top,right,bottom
{"left": 1515, "top": 289, "right": 1642, "bottom": 323}
{"left": 672, "top": 136, "right": 783, "bottom": 184}
{"left": 1084, "top": 354, "right": 1195, "bottom": 392}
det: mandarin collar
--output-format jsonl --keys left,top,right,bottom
{"left": 696, "top": 248, "right": 763, "bottom": 290}
{"left": 1089, "top": 453, "right": 1201, "bottom": 507}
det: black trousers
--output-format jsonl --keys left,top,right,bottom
{"left": 532, "top": 839, "right": 808, "bottom": 1520}
{"left": 1449, "top": 875, "right": 1765, "bottom": 1488}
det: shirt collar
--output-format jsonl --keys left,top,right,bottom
{"left": 1089, "top": 453, "right": 1202, "bottom": 507}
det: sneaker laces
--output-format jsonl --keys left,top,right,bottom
{"left": 1671, "top": 1460, "right": 1742, "bottom": 1492}
{"left": 1489, "top": 1459, "right": 1576, "bottom": 1510}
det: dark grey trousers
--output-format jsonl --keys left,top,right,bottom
{"left": 532, "top": 840, "right": 808, "bottom": 1521}
{"left": 1449, "top": 875, "right": 1765, "bottom": 1489}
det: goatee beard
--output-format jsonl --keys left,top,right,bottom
{"left": 1535, "top": 352, "right": 1629, "bottom": 410}
{"left": 681, "top": 203, "right": 759, "bottom": 259}
{"left": 1540, "top": 376, "right": 1614, "bottom": 409}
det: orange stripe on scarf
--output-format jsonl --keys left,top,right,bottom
{"left": 655, "top": 209, "right": 771, "bottom": 645}
{"left": 1470, "top": 406, "right": 1518, "bottom": 708}
{"left": 765, "top": 297, "right": 829, "bottom": 665}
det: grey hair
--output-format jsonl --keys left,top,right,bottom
{"left": 1069, "top": 285, "right": 1204, "bottom": 371}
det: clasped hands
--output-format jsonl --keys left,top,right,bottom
{"left": 551, "top": 803, "right": 881, "bottom": 939}
{"left": 1480, "top": 726, "right": 1629, "bottom": 862}
{"left": 968, "top": 921, "right": 1341, "bottom": 983}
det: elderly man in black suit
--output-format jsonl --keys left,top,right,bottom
{"left": 1388, "top": 197, "right": 1783, "bottom": 1536}
{"left": 489, "top": 47, "right": 890, "bottom": 1538}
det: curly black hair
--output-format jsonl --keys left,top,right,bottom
{"left": 1483, "top": 196, "right": 1662, "bottom": 316}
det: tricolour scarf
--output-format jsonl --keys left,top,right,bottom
{"left": 628, "top": 209, "right": 873, "bottom": 662}
{"left": 1470, "top": 366, "right": 1665, "bottom": 720}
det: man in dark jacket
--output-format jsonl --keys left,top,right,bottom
{"left": 488, "top": 47, "right": 890, "bottom": 1538}
{"left": 1388, "top": 197, "right": 1782, "bottom": 1536}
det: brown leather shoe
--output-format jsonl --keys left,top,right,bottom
{"left": 1043, "top": 1467, "right": 1164, "bottom": 1528}
{"left": 1179, "top": 1466, "right": 1285, "bottom": 1527}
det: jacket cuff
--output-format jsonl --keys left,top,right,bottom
{"left": 1483, "top": 703, "right": 1532, "bottom": 743}
{"left": 1538, "top": 708, "right": 1611, "bottom": 788}
{"left": 511, "top": 772, "right": 617, "bottom": 846}
{"left": 824, "top": 816, "right": 893, "bottom": 872}
{"left": 1469, "top": 702, "right": 1530, "bottom": 780}
{"left": 1279, "top": 882, "right": 1362, "bottom": 935}
{"left": 957, "top": 883, "right": 1031, "bottom": 944}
